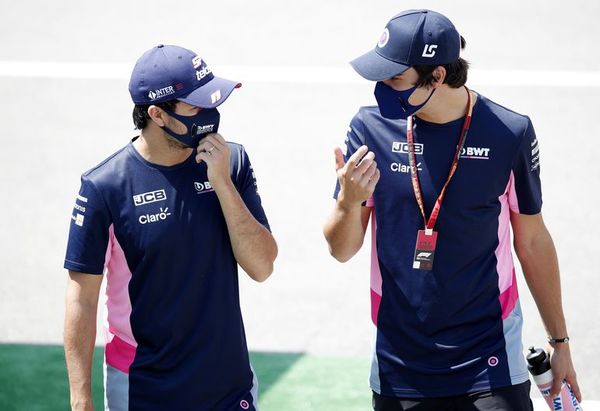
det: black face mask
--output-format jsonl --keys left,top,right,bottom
{"left": 161, "top": 108, "right": 220, "bottom": 148}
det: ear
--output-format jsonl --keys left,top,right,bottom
{"left": 432, "top": 66, "right": 447, "bottom": 88}
{"left": 147, "top": 105, "right": 167, "bottom": 127}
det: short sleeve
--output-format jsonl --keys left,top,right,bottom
{"left": 233, "top": 145, "right": 271, "bottom": 231}
{"left": 333, "top": 112, "right": 368, "bottom": 200}
{"left": 64, "top": 175, "right": 112, "bottom": 274}
{"left": 508, "top": 118, "right": 543, "bottom": 214}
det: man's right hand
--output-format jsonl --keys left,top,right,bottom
{"left": 335, "top": 145, "right": 380, "bottom": 208}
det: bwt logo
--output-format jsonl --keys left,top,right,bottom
{"left": 133, "top": 189, "right": 167, "bottom": 206}
{"left": 193, "top": 124, "right": 215, "bottom": 136}
{"left": 194, "top": 181, "right": 214, "bottom": 193}
{"left": 460, "top": 146, "right": 490, "bottom": 159}
{"left": 392, "top": 142, "right": 424, "bottom": 155}
{"left": 552, "top": 396, "right": 563, "bottom": 410}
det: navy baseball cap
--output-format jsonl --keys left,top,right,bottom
{"left": 128, "top": 44, "right": 241, "bottom": 108}
{"left": 351, "top": 10, "right": 461, "bottom": 81}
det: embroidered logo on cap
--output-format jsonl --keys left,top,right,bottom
{"left": 422, "top": 44, "right": 438, "bottom": 58}
{"left": 210, "top": 90, "right": 222, "bottom": 104}
{"left": 378, "top": 28, "right": 390, "bottom": 48}
{"left": 192, "top": 56, "right": 203, "bottom": 69}
{"left": 192, "top": 55, "right": 212, "bottom": 81}
{"left": 148, "top": 86, "right": 175, "bottom": 101}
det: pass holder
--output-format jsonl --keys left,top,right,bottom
{"left": 413, "top": 228, "right": 438, "bottom": 271}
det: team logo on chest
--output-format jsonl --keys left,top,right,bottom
{"left": 460, "top": 146, "right": 491, "bottom": 160}
{"left": 194, "top": 181, "right": 214, "bottom": 194}
{"left": 138, "top": 207, "right": 171, "bottom": 225}
{"left": 133, "top": 189, "right": 167, "bottom": 206}
{"left": 390, "top": 141, "right": 423, "bottom": 173}
{"left": 392, "top": 141, "right": 424, "bottom": 155}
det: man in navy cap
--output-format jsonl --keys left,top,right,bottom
{"left": 63, "top": 44, "right": 277, "bottom": 410}
{"left": 323, "top": 9, "right": 581, "bottom": 410}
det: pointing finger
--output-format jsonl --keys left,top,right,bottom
{"left": 346, "top": 146, "right": 368, "bottom": 168}
{"left": 355, "top": 152, "right": 375, "bottom": 174}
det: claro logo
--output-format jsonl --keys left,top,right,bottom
{"left": 133, "top": 189, "right": 167, "bottom": 206}
{"left": 139, "top": 207, "right": 171, "bottom": 225}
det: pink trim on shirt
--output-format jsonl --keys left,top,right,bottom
{"left": 370, "top": 206, "right": 382, "bottom": 326}
{"left": 507, "top": 171, "right": 520, "bottom": 213}
{"left": 103, "top": 225, "right": 137, "bottom": 372}
{"left": 496, "top": 175, "right": 519, "bottom": 319}
{"left": 499, "top": 269, "right": 519, "bottom": 320}
{"left": 105, "top": 334, "right": 136, "bottom": 373}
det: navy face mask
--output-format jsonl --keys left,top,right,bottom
{"left": 161, "top": 107, "right": 220, "bottom": 148}
{"left": 374, "top": 81, "right": 436, "bottom": 120}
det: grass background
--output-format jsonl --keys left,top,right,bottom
{"left": 0, "top": 344, "right": 371, "bottom": 410}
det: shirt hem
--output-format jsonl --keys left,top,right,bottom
{"left": 371, "top": 372, "right": 530, "bottom": 398}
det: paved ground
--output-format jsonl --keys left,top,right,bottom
{"left": 0, "top": 0, "right": 598, "bottom": 408}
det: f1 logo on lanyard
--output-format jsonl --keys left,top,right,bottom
{"left": 408, "top": 86, "right": 474, "bottom": 271}
{"left": 413, "top": 229, "right": 438, "bottom": 270}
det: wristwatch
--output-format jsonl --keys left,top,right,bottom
{"left": 548, "top": 336, "right": 570, "bottom": 344}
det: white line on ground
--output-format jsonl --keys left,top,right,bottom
{"left": 0, "top": 61, "right": 598, "bottom": 87}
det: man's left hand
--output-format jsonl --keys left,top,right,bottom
{"left": 196, "top": 133, "right": 232, "bottom": 190}
{"left": 548, "top": 343, "right": 582, "bottom": 402}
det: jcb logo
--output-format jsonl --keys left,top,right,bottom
{"left": 133, "top": 189, "right": 167, "bottom": 206}
{"left": 392, "top": 142, "right": 424, "bottom": 155}
{"left": 422, "top": 44, "right": 438, "bottom": 58}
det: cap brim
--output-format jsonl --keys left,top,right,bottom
{"left": 178, "top": 76, "right": 242, "bottom": 109}
{"left": 350, "top": 49, "right": 410, "bottom": 81}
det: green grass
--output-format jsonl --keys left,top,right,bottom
{"left": 0, "top": 345, "right": 103, "bottom": 411}
{"left": 0, "top": 345, "right": 371, "bottom": 410}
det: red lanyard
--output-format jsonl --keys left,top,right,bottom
{"left": 406, "top": 86, "right": 473, "bottom": 231}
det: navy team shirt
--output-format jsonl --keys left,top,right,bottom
{"left": 65, "top": 140, "right": 269, "bottom": 410}
{"left": 335, "top": 93, "right": 542, "bottom": 397}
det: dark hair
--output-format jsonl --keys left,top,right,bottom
{"left": 413, "top": 36, "right": 469, "bottom": 88}
{"left": 132, "top": 100, "right": 178, "bottom": 130}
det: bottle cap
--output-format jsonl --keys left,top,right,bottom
{"left": 526, "top": 346, "right": 551, "bottom": 375}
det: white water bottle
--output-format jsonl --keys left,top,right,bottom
{"left": 526, "top": 346, "right": 582, "bottom": 411}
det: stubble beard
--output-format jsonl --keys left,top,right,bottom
{"left": 164, "top": 133, "right": 190, "bottom": 151}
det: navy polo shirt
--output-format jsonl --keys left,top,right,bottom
{"left": 335, "top": 93, "right": 542, "bottom": 397}
{"left": 65, "top": 141, "right": 268, "bottom": 410}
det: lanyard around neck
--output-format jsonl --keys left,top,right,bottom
{"left": 406, "top": 86, "right": 474, "bottom": 231}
